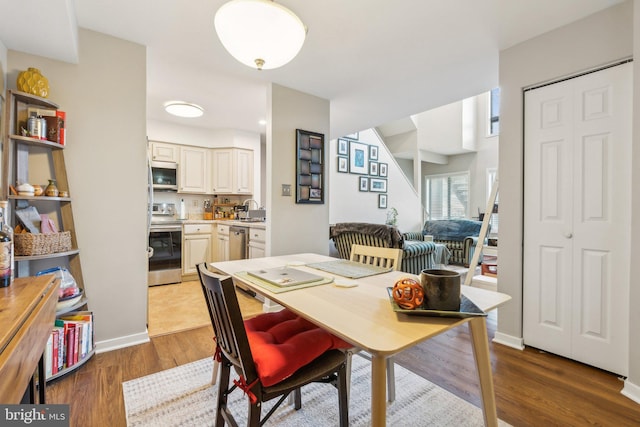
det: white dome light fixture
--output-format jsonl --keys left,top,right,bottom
{"left": 164, "top": 101, "right": 204, "bottom": 118}
{"left": 214, "top": 0, "right": 307, "bottom": 70}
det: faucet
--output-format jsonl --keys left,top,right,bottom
{"left": 242, "top": 199, "right": 259, "bottom": 210}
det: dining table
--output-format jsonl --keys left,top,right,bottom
{"left": 210, "top": 253, "right": 511, "bottom": 427}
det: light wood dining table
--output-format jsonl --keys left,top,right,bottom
{"left": 210, "top": 253, "right": 511, "bottom": 427}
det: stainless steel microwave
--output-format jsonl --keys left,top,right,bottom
{"left": 151, "top": 161, "right": 178, "bottom": 191}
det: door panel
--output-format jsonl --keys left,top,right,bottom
{"left": 579, "top": 249, "right": 607, "bottom": 337}
{"left": 524, "top": 83, "right": 573, "bottom": 357}
{"left": 570, "top": 64, "right": 631, "bottom": 374}
{"left": 524, "top": 62, "right": 631, "bottom": 375}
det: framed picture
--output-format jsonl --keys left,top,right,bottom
{"left": 349, "top": 141, "right": 369, "bottom": 174}
{"left": 369, "top": 145, "right": 378, "bottom": 161}
{"left": 369, "top": 161, "right": 378, "bottom": 176}
{"left": 337, "top": 156, "right": 348, "bottom": 173}
{"left": 337, "top": 138, "right": 349, "bottom": 155}
{"left": 378, "top": 194, "right": 387, "bottom": 209}
{"left": 379, "top": 162, "right": 388, "bottom": 177}
{"left": 343, "top": 132, "right": 359, "bottom": 140}
{"left": 369, "top": 178, "right": 387, "bottom": 193}
{"left": 359, "top": 176, "right": 369, "bottom": 192}
{"left": 296, "top": 129, "right": 324, "bottom": 204}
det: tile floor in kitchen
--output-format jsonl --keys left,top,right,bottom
{"left": 147, "top": 280, "right": 263, "bottom": 337}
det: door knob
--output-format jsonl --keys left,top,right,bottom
{"left": 564, "top": 232, "right": 573, "bottom": 239}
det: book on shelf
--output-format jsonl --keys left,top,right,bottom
{"left": 45, "top": 333, "right": 53, "bottom": 379}
{"left": 60, "top": 311, "right": 93, "bottom": 358}
{"left": 52, "top": 327, "right": 62, "bottom": 375}
{"left": 46, "top": 311, "right": 94, "bottom": 379}
{"left": 25, "top": 107, "right": 66, "bottom": 145}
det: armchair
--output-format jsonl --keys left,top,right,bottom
{"left": 329, "top": 222, "right": 437, "bottom": 275}
{"left": 418, "top": 219, "right": 488, "bottom": 266}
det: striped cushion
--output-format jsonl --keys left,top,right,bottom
{"left": 330, "top": 227, "right": 437, "bottom": 274}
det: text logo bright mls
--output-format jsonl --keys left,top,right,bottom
{"left": 1, "top": 405, "right": 68, "bottom": 426}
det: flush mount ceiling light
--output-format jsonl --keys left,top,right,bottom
{"left": 164, "top": 102, "right": 204, "bottom": 118}
{"left": 214, "top": 0, "right": 307, "bottom": 70}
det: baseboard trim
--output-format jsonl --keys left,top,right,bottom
{"left": 621, "top": 379, "right": 640, "bottom": 404}
{"left": 96, "top": 331, "right": 150, "bottom": 354}
{"left": 492, "top": 332, "right": 525, "bottom": 350}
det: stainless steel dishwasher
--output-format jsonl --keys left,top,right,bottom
{"left": 229, "top": 226, "right": 248, "bottom": 260}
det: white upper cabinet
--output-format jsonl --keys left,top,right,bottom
{"left": 210, "top": 149, "right": 233, "bottom": 194}
{"left": 179, "top": 146, "right": 208, "bottom": 193}
{"left": 150, "top": 141, "right": 180, "bottom": 163}
{"left": 234, "top": 148, "right": 254, "bottom": 194}
{"left": 211, "top": 148, "right": 253, "bottom": 195}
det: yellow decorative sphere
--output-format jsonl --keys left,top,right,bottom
{"left": 17, "top": 68, "right": 49, "bottom": 98}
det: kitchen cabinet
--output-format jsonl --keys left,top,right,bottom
{"left": 234, "top": 149, "right": 254, "bottom": 194}
{"left": 248, "top": 227, "right": 266, "bottom": 259}
{"left": 210, "top": 148, "right": 253, "bottom": 194}
{"left": 182, "top": 223, "right": 213, "bottom": 275}
{"left": 150, "top": 141, "right": 179, "bottom": 163}
{"left": 215, "top": 224, "right": 230, "bottom": 262}
{"left": 179, "top": 146, "right": 208, "bottom": 193}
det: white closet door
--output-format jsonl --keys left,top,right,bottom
{"left": 523, "top": 62, "right": 631, "bottom": 376}
{"left": 523, "top": 79, "right": 574, "bottom": 358}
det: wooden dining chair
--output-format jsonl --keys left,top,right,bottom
{"left": 349, "top": 244, "right": 403, "bottom": 270}
{"left": 348, "top": 243, "right": 403, "bottom": 402}
{"left": 197, "top": 263, "right": 350, "bottom": 427}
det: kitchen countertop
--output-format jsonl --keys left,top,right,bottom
{"left": 183, "top": 219, "right": 266, "bottom": 229}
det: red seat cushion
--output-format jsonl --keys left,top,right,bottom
{"left": 244, "top": 309, "right": 351, "bottom": 387}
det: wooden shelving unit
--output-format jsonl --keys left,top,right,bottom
{"left": 466, "top": 177, "right": 498, "bottom": 291}
{"left": 2, "top": 90, "right": 93, "bottom": 380}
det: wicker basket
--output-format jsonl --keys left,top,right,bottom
{"left": 14, "top": 231, "right": 72, "bottom": 256}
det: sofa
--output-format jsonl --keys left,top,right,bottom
{"left": 329, "top": 222, "right": 438, "bottom": 275}
{"left": 404, "top": 219, "right": 487, "bottom": 266}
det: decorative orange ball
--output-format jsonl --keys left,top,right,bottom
{"left": 392, "top": 277, "right": 424, "bottom": 310}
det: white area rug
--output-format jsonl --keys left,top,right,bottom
{"left": 123, "top": 355, "right": 509, "bottom": 426}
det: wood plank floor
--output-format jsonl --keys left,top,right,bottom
{"left": 45, "top": 292, "right": 640, "bottom": 427}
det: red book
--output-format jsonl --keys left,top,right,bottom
{"left": 66, "top": 324, "right": 76, "bottom": 368}
{"left": 55, "top": 110, "right": 66, "bottom": 145}
{"left": 51, "top": 329, "right": 59, "bottom": 375}
{"left": 73, "top": 323, "right": 80, "bottom": 364}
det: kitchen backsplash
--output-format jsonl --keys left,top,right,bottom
{"left": 152, "top": 192, "right": 256, "bottom": 219}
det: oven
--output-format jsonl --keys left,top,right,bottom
{"left": 151, "top": 161, "right": 178, "bottom": 192}
{"left": 148, "top": 223, "right": 182, "bottom": 286}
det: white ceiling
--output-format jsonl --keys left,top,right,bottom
{"left": 0, "top": 0, "right": 623, "bottom": 140}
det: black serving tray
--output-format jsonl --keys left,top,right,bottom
{"left": 386, "top": 287, "right": 487, "bottom": 318}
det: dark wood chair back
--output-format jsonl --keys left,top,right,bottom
{"left": 197, "top": 264, "right": 259, "bottom": 386}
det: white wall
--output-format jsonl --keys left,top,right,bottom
{"left": 267, "top": 84, "right": 330, "bottom": 256}
{"left": 0, "top": 39, "right": 6, "bottom": 95}
{"left": 328, "top": 93, "right": 497, "bottom": 235}
{"left": 628, "top": 0, "right": 640, "bottom": 400}
{"left": 8, "top": 29, "right": 149, "bottom": 350}
{"left": 499, "top": 0, "right": 638, "bottom": 393}
{"left": 420, "top": 92, "right": 499, "bottom": 220}
{"left": 147, "top": 119, "right": 263, "bottom": 210}
{"left": 414, "top": 102, "right": 465, "bottom": 153}
{"left": 329, "top": 129, "right": 423, "bottom": 232}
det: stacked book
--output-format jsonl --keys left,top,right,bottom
{"left": 44, "top": 311, "right": 94, "bottom": 379}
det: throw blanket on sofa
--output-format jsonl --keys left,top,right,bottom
{"left": 423, "top": 219, "right": 485, "bottom": 242}
{"left": 329, "top": 222, "right": 404, "bottom": 248}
